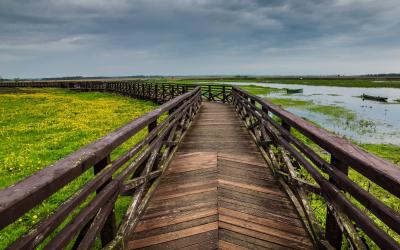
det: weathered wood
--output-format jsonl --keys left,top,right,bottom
{"left": 129, "top": 102, "right": 312, "bottom": 249}
{"left": 233, "top": 87, "right": 400, "bottom": 198}
{"left": 325, "top": 156, "right": 347, "bottom": 249}
{"left": 129, "top": 222, "right": 218, "bottom": 249}
{"left": 2, "top": 83, "right": 202, "bottom": 249}
{"left": 0, "top": 87, "right": 201, "bottom": 230}
{"left": 233, "top": 88, "right": 400, "bottom": 249}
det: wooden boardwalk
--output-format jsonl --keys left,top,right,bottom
{"left": 129, "top": 102, "right": 313, "bottom": 249}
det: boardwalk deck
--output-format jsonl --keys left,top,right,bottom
{"left": 129, "top": 102, "right": 313, "bottom": 249}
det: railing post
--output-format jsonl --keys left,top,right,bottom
{"left": 148, "top": 120, "right": 157, "bottom": 133}
{"left": 222, "top": 86, "right": 226, "bottom": 103}
{"left": 94, "top": 155, "right": 116, "bottom": 246}
{"left": 262, "top": 106, "right": 268, "bottom": 114}
{"left": 162, "top": 84, "right": 166, "bottom": 101}
{"left": 325, "top": 155, "right": 348, "bottom": 249}
{"left": 208, "top": 85, "right": 212, "bottom": 101}
{"left": 148, "top": 119, "right": 158, "bottom": 146}
{"left": 147, "top": 83, "right": 151, "bottom": 98}
{"left": 282, "top": 120, "right": 291, "bottom": 132}
{"left": 154, "top": 84, "right": 158, "bottom": 102}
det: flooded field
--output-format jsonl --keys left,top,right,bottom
{"left": 202, "top": 82, "right": 400, "bottom": 144}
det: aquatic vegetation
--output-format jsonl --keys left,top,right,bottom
{"left": 0, "top": 88, "right": 158, "bottom": 248}
{"left": 237, "top": 84, "right": 280, "bottom": 95}
{"left": 265, "top": 97, "right": 358, "bottom": 123}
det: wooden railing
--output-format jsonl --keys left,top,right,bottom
{"left": 232, "top": 87, "right": 400, "bottom": 249}
{"left": 0, "top": 84, "right": 202, "bottom": 249}
{"left": 0, "top": 80, "right": 232, "bottom": 103}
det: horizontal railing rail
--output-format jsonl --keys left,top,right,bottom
{"left": 232, "top": 86, "right": 400, "bottom": 249}
{"left": 0, "top": 85, "right": 202, "bottom": 249}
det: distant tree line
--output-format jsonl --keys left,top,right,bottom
{"left": 362, "top": 73, "right": 400, "bottom": 77}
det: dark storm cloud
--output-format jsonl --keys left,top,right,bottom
{"left": 0, "top": 0, "right": 399, "bottom": 78}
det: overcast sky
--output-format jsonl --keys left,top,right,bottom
{"left": 0, "top": 0, "right": 399, "bottom": 78}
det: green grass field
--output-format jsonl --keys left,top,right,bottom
{"left": 0, "top": 88, "right": 157, "bottom": 248}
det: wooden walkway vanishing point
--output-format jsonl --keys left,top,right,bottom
{"left": 129, "top": 102, "right": 313, "bottom": 249}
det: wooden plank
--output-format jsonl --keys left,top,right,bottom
{"left": 219, "top": 222, "right": 311, "bottom": 250}
{"left": 219, "top": 240, "right": 248, "bottom": 250}
{"left": 217, "top": 160, "right": 273, "bottom": 175}
{"left": 179, "top": 240, "right": 218, "bottom": 250}
{"left": 135, "top": 208, "right": 217, "bottom": 232}
{"left": 167, "top": 166, "right": 217, "bottom": 174}
{"left": 160, "top": 168, "right": 217, "bottom": 184}
{"left": 219, "top": 207, "right": 309, "bottom": 237}
{"left": 128, "top": 222, "right": 218, "bottom": 249}
{"left": 218, "top": 153, "right": 266, "bottom": 167}
{"left": 142, "top": 201, "right": 216, "bottom": 220}
{"left": 218, "top": 179, "right": 285, "bottom": 197}
{"left": 219, "top": 214, "right": 311, "bottom": 245}
{"left": 218, "top": 173, "right": 279, "bottom": 191}
{"left": 134, "top": 215, "right": 218, "bottom": 240}
{"left": 218, "top": 187, "right": 297, "bottom": 216}
{"left": 218, "top": 197, "right": 304, "bottom": 227}
{"left": 147, "top": 190, "right": 217, "bottom": 209}
{"left": 153, "top": 180, "right": 217, "bottom": 195}
{"left": 219, "top": 229, "right": 282, "bottom": 250}
{"left": 135, "top": 230, "right": 218, "bottom": 250}
{"left": 151, "top": 187, "right": 217, "bottom": 201}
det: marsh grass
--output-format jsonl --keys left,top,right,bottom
{"left": 0, "top": 88, "right": 158, "bottom": 248}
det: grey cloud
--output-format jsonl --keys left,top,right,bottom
{"left": 0, "top": 0, "right": 399, "bottom": 78}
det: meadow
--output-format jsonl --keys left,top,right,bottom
{"left": 0, "top": 88, "right": 157, "bottom": 248}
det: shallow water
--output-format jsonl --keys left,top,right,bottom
{"left": 199, "top": 82, "right": 400, "bottom": 144}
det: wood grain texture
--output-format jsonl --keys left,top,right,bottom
{"left": 129, "top": 102, "right": 313, "bottom": 249}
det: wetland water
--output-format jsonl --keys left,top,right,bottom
{"left": 203, "top": 82, "right": 400, "bottom": 145}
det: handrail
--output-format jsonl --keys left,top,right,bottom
{"left": 0, "top": 84, "right": 202, "bottom": 249}
{"left": 231, "top": 86, "right": 400, "bottom": 249}
{"left": 233, "top": 86, "right": 400, "bottom": 197}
